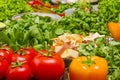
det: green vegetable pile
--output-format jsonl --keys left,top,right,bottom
{"left": 0, "top": 14, "right": 55, "bottom": 51}
{"left": 0, "top": 0, "right": 33, "bottom": 22}
{"left": 0, "top": 9, "right": 109, "bottom": 51}
{"left": 0, "top": 2, "right": 94, "bottom": 51}
{"left": 98, "top": 0, "right": 120, "bottom": 22}
{"left": 54, "top": 9, "right": 109, "bottom": 35}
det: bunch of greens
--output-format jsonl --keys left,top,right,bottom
{"left": 54, "top": 9, "right": 109, "bottom": 35}
{"left": 0, "top": 0, "right": 33, "bottom": 22}
{"left": 77, "top": 37, "right": 120, "bottom": 80}
{"left": 98, "top": 0, "right": 120, "bottom": 22}
{"left": 0, "top": 14, "right": 57, "bottom": 51}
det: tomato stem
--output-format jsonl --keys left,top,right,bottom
{"left": 11, "top": 60, "right": 24, "bottom": 68}
{"left": 47, "top": 50, "right": 52, "bottom": 57}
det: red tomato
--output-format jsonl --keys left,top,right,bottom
{"left": 12, "top": 48, "right": 32, "bottom": 64}
{"left": 21, "top": 47, "right": 37, "bottom": 59}
{"left": 0, "top": 49, "right": 10, "bottom": 62}
{"left": 6, "top": 62, "right": 32, "bottom": 80}
{"left": 1, "top": 46, "right": 14, "bottom": 63}
{"left": 12, "top": 53, "right": 31, "bottom": 64}
{"left": 30, "top": 52, "right": 65, "bottom": 80}
{"left": 2, "top": 46, "right": 14, "bottom": 55}
{"left": 0, "top": 56, "right": 9, "bottom": 79}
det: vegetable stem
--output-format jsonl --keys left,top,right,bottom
{"left": 82, "top": 56, "right": 95, "bottom": 66}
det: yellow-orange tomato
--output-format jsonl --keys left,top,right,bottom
{"left": 108, "top": 22, "right": 120, "bottom": 41}
{"left": 69, "top": 56, "right": 108, "bottom": 80}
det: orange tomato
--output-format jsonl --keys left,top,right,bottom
{"left": 69, "top": 56, "right": 108, "bottom": 80}
{"left": 108, "top": 22, "right": 120, "bottom": 41}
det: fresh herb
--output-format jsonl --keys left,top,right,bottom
{"left": 0, "top": 14, "right": 55, "bottom": 51}
{"left": 55, "top": 9, "right": 109, "bottom": 35}
{"left": 98, "top": 0, "right": 120, "bottom": 22}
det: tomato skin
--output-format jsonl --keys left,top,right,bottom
{"left": 0, "top": 49, "right": 8, "bottom": 57}
{"left": 6, "top": 64, "right": 32, "bottom": 80}
{"left": 12, "top": 53, "right": 31, "bottom": 64}
{"left": 69, "top": 56, "right": 108, "bottom": 80}
{"left": 22, "top": 47, "right": 37, "bottom": 59}
{"left": 2, "top": 46, "right": 14, "bottom": 55}
{"left": 30, "top": 53, "right": 65, "bottom": 80}
{"left": 38, "top": 50, "right": 48, "bottom": 55}
{"left": 1, "top": 46, "right": 14, "bottom": 63}
{"left": 0, "top": 57, "right": 9, "bottom": 79}
{"left": 0, "top": 49, "right": 11, "bottom": 63}
{"left": 11, "top": 47, "right": 34, "bottom": 64}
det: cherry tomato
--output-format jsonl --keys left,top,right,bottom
{"left": 6, "top": 61, "right": 32, "bottom": 80}
{"left": 12, "top": 49, "right": 31, "bottom": 64}
{"left": 0, "top": 49, "right": 10, "bottom": 62}
{"left": 2, "top": 46, "right": 14, "bottom": 55}
{"left": 12, "top": 53, "right": 31, "bottom": 65}
{"left": 30, "top": 51, "right": 65, "bottom": 80}
{"left": 1, "top": 46, "right": 14, "bottom": 63}
{"left": 20, "top": 47, "right": 37, "bottom": 59}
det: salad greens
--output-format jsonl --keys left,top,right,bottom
{"left": 54, "top": 9, "right": 109, "bottom": 35}
{"left": 0, "top": 14, "right": 55, "bottom": 51}
{"left": 98, "top": 0, "right": 120, "bottom": 22}
{"left": 0, "top": 2, "right": 110, "bottom": 51}
{"left": 0, "top": 0, "right": 33, "bottom": 22}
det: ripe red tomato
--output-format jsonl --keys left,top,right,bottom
{"left": 2, "top": 46, "right": 14, "bottom": 55}
{"left": 0, "top": 49, "right": 11, "bottom": 63}
{"left": 6, "top": 62, "right": 32, "bottom": 80}
{"left": 12, "top": 53, "right": 31, "bottom": 64}
{"left": 0, "top": 56, "right": 9, "bottom": 79}
{"left": 30, "top": 52, "right": 65, "bottom": 80}
{"left": 21, "top": 47, "right": 37, "bottom": 59}
{"left": 1, "top": 46, "right": 14, "bottom": 63}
